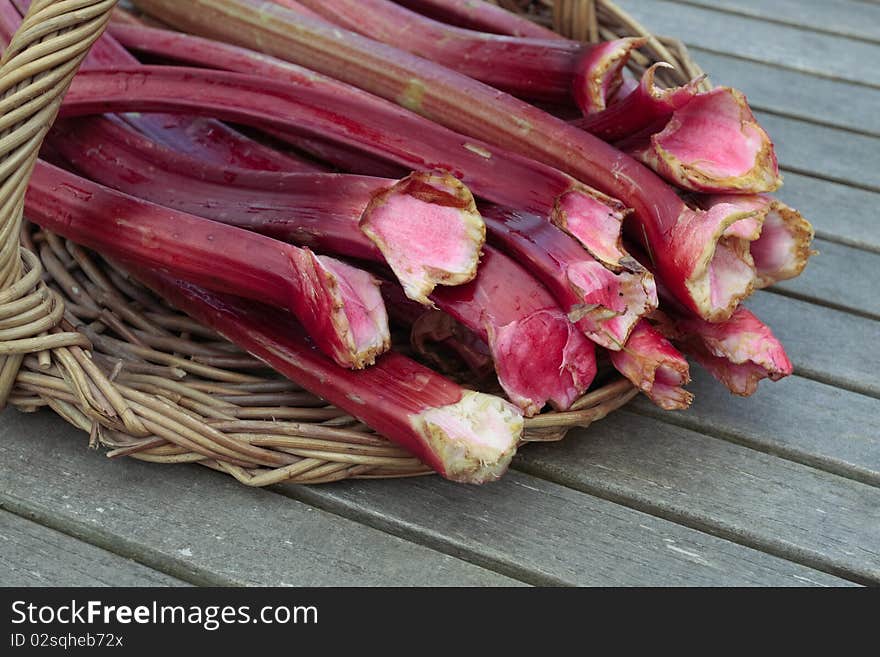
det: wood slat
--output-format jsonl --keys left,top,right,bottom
{"left": 516, "top": 411, "right": 880, "bottom": 584}
{"left": 760, "top": 113, "right": 880, "bottom": 192}
{"left": 286, "top": 472, "right": 851, "bottom": 586}
{"left": 771, "top": 238, "right": 880, "bottom": 321}
{"left": 632, "top": 369, "right": 880, "bottom": 487}
{"left": 0, "top": 510, "right": 186, "bottom": 586}
{"left": 0, "top": 411, "right": 520, "bottom": 587}
{"left": 615, "top": 0, "right": 880, "bottom": 87}
{"left": 774, "top": 172, "right": 880, "bottom": 253}
{"left": 693, "top": 50, "right": 880, "bottom": 137}
{"left": 3, "top": 412, "right": 847, "bottom": 586}
{"left": 669, "top": 0, "right": 880, "bottom": 43}
{"left": 746, "top": 292, "right": 880, "bottom": 398}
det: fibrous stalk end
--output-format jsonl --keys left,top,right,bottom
{"left": 414, "top": 390, "right": 523, "bottom": 484}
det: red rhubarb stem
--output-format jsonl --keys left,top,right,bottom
{"left": 26, "top": 161, "right": 390, "bottom": 369}
{"left": 124, "top": 266, "right": 524, "bottom": 484}
{"left": 573, "top": 63, "right": 705, "bottom": 142}
{"left": 290, "top": 0, "right": 641, "bottom": 108}
{"left": 131, "top": 0, "right": 762, "bottom": 321}
{"left": 393, "top": 0, "right": 562, "bottom": 39}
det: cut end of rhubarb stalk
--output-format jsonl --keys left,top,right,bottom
{"left": 489, "top": 309, "right": 597, "bottom": 416}
{"left": 609, "top": 320, "right": 693, "bottom": 410}
{"left": 640, "top": 62, "right": 706, "bottom": 107}
{"left": 566, "top": 259, "right": 659, "bottom": 350}
{"left": 413, "top": 390, "right": 523, "bottom": 484}
{"left": 551, "top": 186, "right": 635, "bottom": 272}
{"left": 703, "top": 194, "right": 815, "bottom": 288}
{"left": 296, "top": 253, "right": 390, "bottom": 369}
{"left": 360, "top": 172, "right": 485, "bottom": 305}
{"left": 627, "top": 87, "right": 782, "bottom": 193}
{"left": 751, "top": 201, "right": 815, "bottom": 287}
{"left": 676, "top": 307, "right": 793, "bottom": 396}
{"left": 673, "top": 203, "right": 764, "bottom": 322}
{"left": 573, "top": 37, "right": 647, "bottom": 115}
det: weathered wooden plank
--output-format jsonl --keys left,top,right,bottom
{"left": 616, "top": 0, "right": 880, "bottom": 87}
{"left": 516, "top": 411, "right": 880, "bottom": 583}
{"left": 693, "top": 50, "right": 880, "bottom": 137}
{"left": 771, "top": 238, "right": 880, "bottom": 321}
{"left": 0, "top": 410, "right": 520, "bottom": 587}
{"left": 632, "top": 369, "right": 880, "bottom": 487}
{"left": 668, "top": 0, "right": 880, "bottom": 42}
{"left": 746, "top": 292, "right": 880, "bottom": 398}
{"left": 288, "top": 475, "right": 851, "bottom": 586}
{"left": 774, "top": 172, "right": 880, "bottom": 253}
{"left": 0, "top": 510, "right": 186, "bottom": 587}
{"left": 759, "top": 113, "right": 880, "bottom": 192}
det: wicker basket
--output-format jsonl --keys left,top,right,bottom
{"left": 0, "top": 0, "right": 705, "bottom": 486}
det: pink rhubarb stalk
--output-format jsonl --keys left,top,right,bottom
{"left": 481, "top": 206, "right": 657, "bottom": 350}
{"left": 574, "top": 63, "right": 705, "bottom": 142}
{"left": 608, "top": 320, "right": 693, "bottom": 410}
{"left": 393, "top": 0, "right": 562, "bottom": 39}
{"left": 125, "top": 267, "right": 524, "bottom": 484}
{"left": 617, "top": 86, "right": 782, "bottom": 194}
{"left": 57, "top": 57, "right": 630, "bottom": 273}
{"left": 696, "top": 194, "right": 815, "bottom": 288}
{"left": 52, "top": 116, "right": 485, "bottom": 305}
{"left": 25, "top": 161, "right": 390, "bottom": 369}
{"left": 432, "top": 247, "right": 598, "bottom": 416}
{"left": 289, "top": 0, "right": 643, "bottom": 109}
{"left": 131, "top": 0, "right": 765, "bottom": 321}
{"left": 660, "top": 307, "right": 793, "bottom": 397}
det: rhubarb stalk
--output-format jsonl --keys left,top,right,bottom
{"left": 695, "top": 194, "right": 815, "bottom": 288}
{"left": 124, "top": 266, "right": 524, "bottom": 484}
{"left": 288, "top": 0, "right": 643, "bottom": 110}
{"left": 50, "top": 117, "right": 485, "bottom": 306}
{"left": 132, "top": 0, "right": 768, "bottom": 321}
{"left": 573, "top": 63, "right": 705, "bottom": 142}
{"left": 658, "top": 307, "right": 793, "bottom": 397}
{"left": 393, "top": 0, "right": 562, "bottom": 39}
{"left": 608, "top": 320, "right": 693, "bottom": 410}
{"left": 617, "top": 87, "right": 782, "bottom": 194}
{"left": 25, "top": 161, "right": 390, "bottom": 369}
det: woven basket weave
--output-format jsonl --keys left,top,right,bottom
{"left": 0, "top": 0, "right": 705, "bottom": 486}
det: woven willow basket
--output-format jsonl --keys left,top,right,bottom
{"left": 0, "top": 0, "right": 707, "bottom": 486}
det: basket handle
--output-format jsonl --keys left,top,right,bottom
{"left": 0, "top": 0, "right": 116, "bottom": 405}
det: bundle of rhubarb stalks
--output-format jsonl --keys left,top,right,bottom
{"left": 5, "top": 0, "right": 814, "bottom": 485}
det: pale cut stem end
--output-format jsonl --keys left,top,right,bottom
{"left": 566, "top": 260, "right": 659, "bottom": 350}
{"left": 609, "top": 320, "right": 693, "bottom": 410}
{"left": 551, "top": 186, "right": 635, "bottom": 272}
{"left": 314, "top": 254, "right": 391, "bottom": 369}
{"left": 574, "top": 37, "right": 648, "bottom": 115}
{"left": 413, "top": 390, "right": 523, "bottom": 484}
{"left": 674, "top": 204, "right": 764, "bottom": 322}
{"left": 625, "top": 86, "right": 782, "bottom": 194}
{"left": 360, "top": 171, "right": 485, "bottom": 305}
{"left": 697, "top": 194, "right": 815, "bottom": 288}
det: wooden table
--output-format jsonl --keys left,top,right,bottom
{"left": 1, "top": 0, "right": 877, "bottom": 587}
